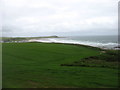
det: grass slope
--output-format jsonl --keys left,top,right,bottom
{"left": 61, "top": 50, "right": 119, "bottom": 69}
{"left": 2, "top": 43, "right": 119, "bottom": 88}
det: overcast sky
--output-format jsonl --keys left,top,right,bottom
{"left": 1, "top": 0, "right": 119, "bottom": 37}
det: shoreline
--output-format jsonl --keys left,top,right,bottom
{"left": 1, "top": 37, "right": 119, "bottom": 50}
{"left": 27, "top": 38, "right": 119, "bottom": 50}
{"left": 31, "top": 41, "right": 104, "bottom": 50}
{"left": 3, "top": 41, "right": 119, "bottom": 50}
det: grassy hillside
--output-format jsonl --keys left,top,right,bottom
{"left": 61, "top": 50, "right": 119, "bottom": 69}
{"left": 2, "top": 43, "right": 119, "bottom": 88}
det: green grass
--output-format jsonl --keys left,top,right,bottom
{"left": 2, "top": 43, "right": 119, "bottom": 88}
{"left": 61, "top": 50, "right": 119, "bottom": 69}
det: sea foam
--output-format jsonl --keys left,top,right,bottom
{"left": 28, "top": 38, "right": 119, "bottom": 50}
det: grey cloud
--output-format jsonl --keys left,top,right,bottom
{"left": 1, "top": 0, "right": 119, "bottom": 37}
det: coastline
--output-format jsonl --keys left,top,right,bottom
{"left": 1, "top": 36, "right": 119, "bottom": 50}
{"left": 28, "top": 41, "right": 104, "bottom": 50}
{"left": 27, "top": 37, "right": 119, "bottom": 50}
{"left": 27, "top": 40, "right": 119, "bottom": 50}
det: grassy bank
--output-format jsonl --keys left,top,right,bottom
{"left": 2, "top": 43, "right": 119, "bottom": 88}
{"left": 61, "top": 50, "right": 119, "bottom": 69}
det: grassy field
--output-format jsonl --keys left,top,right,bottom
{"left": 2, "top": 43, "right": 119, "bottom": 88}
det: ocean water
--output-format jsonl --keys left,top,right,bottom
{"left": 29, "top": 35, "right": 119, "bottom": 49}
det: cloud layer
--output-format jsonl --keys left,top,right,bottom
{"left": 1, "top": 0, "right": 118, "bottom": 37}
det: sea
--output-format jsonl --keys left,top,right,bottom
{"left": 29, "top": 35, "right": 119, "bottom": 50}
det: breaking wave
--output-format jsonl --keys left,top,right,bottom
{"left": 28, "top": 38, "right": 119, "bottom": 50}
